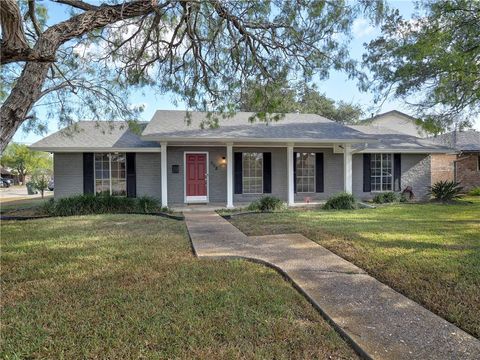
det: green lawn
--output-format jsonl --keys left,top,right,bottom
{"left": 1, "top": 215, "right": 357, "bottom": 359}
{"left": 229, "top": 197, "right": 480, "bottom": 338}
{"left": 0, "top": 196, "right": 53, "bottom": 215}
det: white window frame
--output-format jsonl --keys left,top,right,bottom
{"left": 242, "top": 152, "right": 263, "bottom": 194}
{"left": 296, "top": 152, "right": 316, "bottom": 193}
{"left": 94, "top": 152, "right": 127, "bottom": 196}
{"left": 370, "top": 153, "right": 394, "bottom": 192}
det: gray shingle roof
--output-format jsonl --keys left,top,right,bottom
{"left": 29, "top": 111, "right": 457, "bottom": 153}
{"left": 349, "top": 125, "right": 454, "bottom": 152}
{"left": 142, "top": 110, "right": 376, "bottom": 143}
{"left": 30, "top": 121, "right": 160, "bottom": 151}
{"left": 427, "top": 130, "right": 480, "bottom": 152}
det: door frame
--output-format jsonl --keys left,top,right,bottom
{"left": 184, "top": 151, "right": 209, "bottom": 204}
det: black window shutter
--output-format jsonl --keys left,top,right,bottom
{"left": 394, "top": 153, "right": 401, "bottom": 191}
{"left": 263, "top": 152, "right": 272, "bottom": 193}
{"left": 83, "top": 153, "right": 94, "bottom": 194}
{"left": 293, "top": 152, "right": 297, "bottom": 193}
{"left": 363, "top": 154, "right": 371, "bottom": 192}
{"left": 234, "top": 152, "right": 243, "bottom": 194}
{"left": 126, "top": 153, "right": 136, "bottom": 198}
{"left": 315, "top": 153, "right": 324, "bottom": 193}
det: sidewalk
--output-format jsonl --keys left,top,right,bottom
{"left": 184, "top": 211, "right": 480, "bottom": 360}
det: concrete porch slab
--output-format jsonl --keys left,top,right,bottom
{"left": 171, "top": 201, "right": 325, "bottom": 212}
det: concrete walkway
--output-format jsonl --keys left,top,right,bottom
{"left": 184, "top": 211, "right": 480, "bottom": 360}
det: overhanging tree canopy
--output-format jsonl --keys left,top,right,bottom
{"left": 239, "top": 78, "right": 363, "bottom": 123}
{"left": 362, "top": 0, "right": 480, "bottom": 129}
{"left": 0, "top": 0, "right": 383, "bottom": 152}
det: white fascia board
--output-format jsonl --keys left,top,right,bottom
{"left": 29, "top": 147, "right": 161, "bottom": 152}
{"left": 354, "top": 148, "right": 457, "bottom": 154}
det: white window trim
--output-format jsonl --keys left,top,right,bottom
{"left": 93, "top": 152, "right": 127, "bottom": 196}
{"left": 296, "top": 152, "right": 316, "bottom": 194}
{"left": 370, "top": 153, "right": 394, "bottom": 193}
{"left": 242, "top": 152, "right": 264, "bottom": 195}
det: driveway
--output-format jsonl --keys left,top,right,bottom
{"left": 184, "top": 211, "right": 480, "bottom": 360}
{"left": 0, "top": 186, "right": 53, "bottom": 202}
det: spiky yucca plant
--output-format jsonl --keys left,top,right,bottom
{"left": 428, "top": 181, "right": 463, "bottom": 201}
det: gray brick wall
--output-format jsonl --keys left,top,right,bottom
{"left": 53, "top": 153, "right": 83, "bottom": 199}
{"left": 136, "top": 153, "right": 162, "bottom": 200}
{"left": 401, "top": 154, "right": 431, "bottom": 199}
{"left": 353, "top": 153, "right": 432, "bottom": 200}
{"left": 53, "top": 150, "right": 433, "bottom": 204}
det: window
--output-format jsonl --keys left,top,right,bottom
{"left": 477, "top": 155, "right": 480, "bottom": 171}
{"left": 242, "top": 153, "right": 263, "bottom": 194}
{"left": 296, "top": 153, "right": 315, "bottom": 193}
{"left": 371, "top": 154, "right": 393, "bottom": 191}
{"left": 95, "top": 153, "right": 126, "bottom": 196}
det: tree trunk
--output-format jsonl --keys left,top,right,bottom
{"left": 0, "top": 0, "right": 29, "bottom": 51}
{"left": 0, "top": 0, "right": 158, "bottom": 153}
{"left": 0, "top": 62, "right": 51, "bottom": 151}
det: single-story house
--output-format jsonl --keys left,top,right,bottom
{"left": 30, "top": 110, "right": 453, "bottom": 208}
{"left": 428, "top": 130, "right": 480, "bottom": 190}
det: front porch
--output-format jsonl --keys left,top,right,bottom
{"left": 159, "top": 142, "right": 355, "bottom": 208}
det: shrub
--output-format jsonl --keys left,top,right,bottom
{"left": 468, "top": 187, "right": 480, "bottom": 196}
{"left": 246, "top": 200, "right": 260, "bottom": 211}
{"left": 323, "top": 192, "right": 356, "bottom": 210}
{"left": 137, "top": 196, "right": 160, "bottom": 213}
{"left": 373, "top": 192, "right": 399, "bottom": 204}
{"left": 428, "top": 180, "right": 463, "bottom": 202}
{"left": 41, "top": 194, "right": 163, "bottom": 216}
{"left": 160, "top": 206, "right": 173, "bottom": 214}
{"left": 247, "top": 196, "right": 285, "bottom": 212}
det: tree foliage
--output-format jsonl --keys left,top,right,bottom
{"left": 239, "top": 79, "right": 363, "bottom": 123}
{"left": 0, "top": 0, "right": 384, "bottom": 151}
{"left": 31, "top": 169, "right": 51, "bottom": 198}
{"left": 362, "top": 0, "right": 480, "bottom": 129}
{"left": 0, "top": 143, "right": 52, "bottom": 183}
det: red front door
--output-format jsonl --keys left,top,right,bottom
{"left": 186, "top": 153, "right": 207, "bottom": 198}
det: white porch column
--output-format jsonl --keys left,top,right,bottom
{"left": 343, "top": 143, "right": 353, "bottom": 193}
{"left": 160, "top": 141, "right": 168, "bottom": 207}
{"left": 226, "top": 143, "right": 234, "bottom": 208}
{"left": 287, "top": 143, "right": 295, "bottom": 206}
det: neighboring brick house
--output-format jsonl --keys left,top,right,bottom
{"left": 428, "top": 130, "right": 480, "bottom": 190}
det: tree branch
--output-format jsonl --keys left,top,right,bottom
{"left": 27, "top": 0, "right": 42, "bottom": 37}
{"left": 1, "top": 48, "right": 55, "bottom": 64}
{"left": 53, "top": 0, "right": 99, "bottom": 12}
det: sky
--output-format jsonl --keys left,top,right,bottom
{"left": 12, "top": 0, "right": 480, "bottom": 144}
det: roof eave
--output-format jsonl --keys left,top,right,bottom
{"left": 141, "top": 135, "right": 379, "bottom": 144}
{"left": 355, "top": 148, "right": 456, "bottom": 154}
{"left": 29, "top": 146, "right": 161, "bottom": 152}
